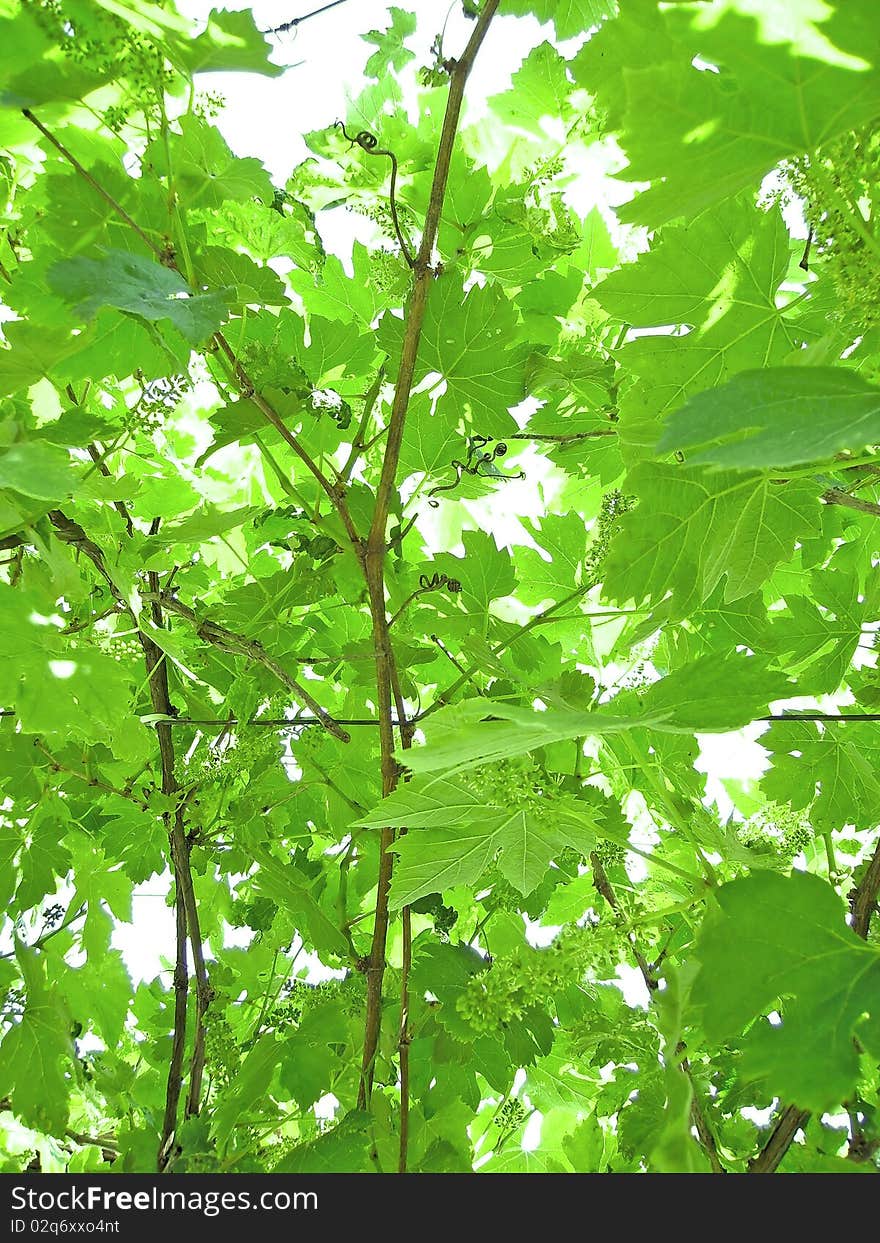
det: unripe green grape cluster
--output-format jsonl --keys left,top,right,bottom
{"left": 267, "top": 996, "right": 304, "bottom": 1028}
{"left": 484, "top": 871, "right": 525, "bottom": 914}
{"left": 335, "top": 973, "right": 366, "bottom": 1018}
{"left": 359, "top": 200, "right": 416, "bottom": 256}
{"left": 463, "top": 756, "right": 559, "bottom": 812}
{"left": 456, "top": 960, "right": 527, "bottom": 1033}
{"left": 182, "top": 724, "right": 284, "bottom": 789}
{"left": 496, "top": 1098, "right": 528, "bottom": 1136}
{"left": 456, "top": 927, "right": 597, "bottom": 1034}
{"left": 104, "top": 634, "right": 142, "bottom": 663}
{"left": 193, "top": 90, "right": 226, "bottom": 122}
{"left": 433, "top": 903, "right": 458, "bottom": 939}
{"left": 593, "top": 840, "right": 626, "bottom": 869}
{"left": 370, "top": 248, "right": 410, "bottom": 297}
{"left": 782, "top": 129, "right": 880, "bottom": 328}
{"left": 736, "top": 802, "right": 813, "bottom": 862}
{"left": 583, "top": 489, "right": 634, "bottom": 586}
{"left": 203, "top": 1014, "right": 239, "bottom": 1087}
{"left": 524, "top": 154, "right": 565, "bottom": 189}
{"left": 554, "top": 846, "right": 585, "bottom": 874}
{"left": 780, "top": 822, "right": 813, "bottom": 862}
{"left": 30, "top": 1, "right": 175, "bottom": 129}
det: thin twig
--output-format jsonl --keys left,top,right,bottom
{"left": 34, "top": 739, "right": 151, "bottom": 810}
{"left": 822, "top": 488, "right": 880, "bottom": 518}
{"left": 341, "top": 366, "right": 386, "bottom": 482}
{"left": 683, "top": 1058, "right": 725, "bottom": 1174}
{"left": 0, "top": 903, "right": 86, "bottom": 959}
{"left": 141, "top": 561, "right": 212, "bottom": 1138}
{"left": 592, "top": 852, "right": 724, "bottom": 1172}
{"left": 22, "top": 110, "right": 165, "bottom": 259}
{"left": 145, "top": 591, "right": 350, "bottom": 743}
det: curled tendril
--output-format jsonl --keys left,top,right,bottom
{"left": 427, "top": 436, "right": 525, "bottom": 507}
{"left": 333, "top": 121, "right": 414, "bottom": 268}
{"left": 419, "top": 572, "right": 462, "bottom": 594}
{"left": 335, "top": 120, "right": 379, "bottom": 151}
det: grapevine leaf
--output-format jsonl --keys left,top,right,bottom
{"left": 186, "top": 8, "right": 283, "bottom": 76}
{"left": 0, "top": 942, "right": 74, "bottom": 1134}
{"left": 48, "top": 251, "right": 229, "bottom": 346}
{"left": 659, "top": 367, "right": 880, "bottom": 469}
{"left": 578, "top": 0, "right": 880, "bottom": 226}
{"left": 603, "top": 464, "right": 821, "bottom": 614}
{"left": 501, "top": 0, "right": 616, "bottom": 41}
{"left": 691, "top": 872, "right": 880, "bottom": 1111}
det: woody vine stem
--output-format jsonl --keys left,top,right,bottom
{"left": 353, "top": 2, "right": 500, "bottom": 1172}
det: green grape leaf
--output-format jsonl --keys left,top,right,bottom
{"left": 0, "top": 441, "right": 76, "bottom": 500}
{"left": 691, "top": 871, "right": 880, "bottom": 1111}
{"left": 760, "top": 720, "right": 880, "bottom": 832}
{"left": 659, "top": 367, "right": 880, "bottom": 469}
{"left": 48, "top": 251, "right": 229, "bottom": 346}
{"left": 248, "top": 847, "right": 349, "bottom": 960}
{"left": 363, "top": 6, "right": 416, "bottom": 78}
{"left": 603, "top": 464, "right": 821, "bottom": 614}
{"left": 186, "top": 7, "right": 283, "bottom": 76}
{"left": 489, "top": 42, "right": 574, "bottom": 139}
{"left": 0, "top": 942, "right": 74, "bottom": 1134}
{"left": 579, "top": 0, "right": 880, "bottom": 226}
{"left": 381, "top": 278, "right": 525, "bottom": 437}
{"left": 592, "top": 199, "right": 806, "bottom": 458}
{"left": 501, "top": 0, "right": 616, "bottom": 41}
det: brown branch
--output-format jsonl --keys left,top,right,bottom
{"left": 850, "top": 831, "right": 880, "bottom": 939}
{"left": 683, "top": 1058, "right": 725, "bottom": 1174}
{"left": 748, "top": 1105, "right": 810, "bottom": 1174}
{"left": 86, "top": 440, "right": 134, "bottom": 538}
{"left": 398, "top": 897, "right": 412, "bottom": 1174}
{"left": 0, "top": 901, "right": 85, "bottom": 959}
{"left": 357, "top": 0, "right": 500, "bottom": 1118}
{"left": 365, "top": 0, "right": 500, "bottom": 556}
{"left": 590, "top": 851, "right": 657, "bottom": 990}
{"left": 822, "top": 488, "right": 880, "bottom": 518}
{"left": 34, "top": 740, "right": 151, "bottom": 810}
{"left": 142, "top": 577, "right": 195, "bottom": 1170}
{"left": 146, "top": 592, "right": 350, "bottom": 743}
{"left": 212, "top": 334, "right": 363, "bottom": 549}
{"left": 142, "top": 565, "right": 212, "bottom": 1148}
{"left": 45, "top": 509, "right": 213, "bottom": 1156}
{"left": 47, "top": 510, "right": 128, "bottom": 608}
{"left": 159, "top": 890, "right": 188, "bottom": 1171}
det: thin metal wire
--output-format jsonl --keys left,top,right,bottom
{"left": 264, "top": 0, "right": 351, "bottom": 34}
{"left": 4, "top": 708, "right": 880, "bottom": 727}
